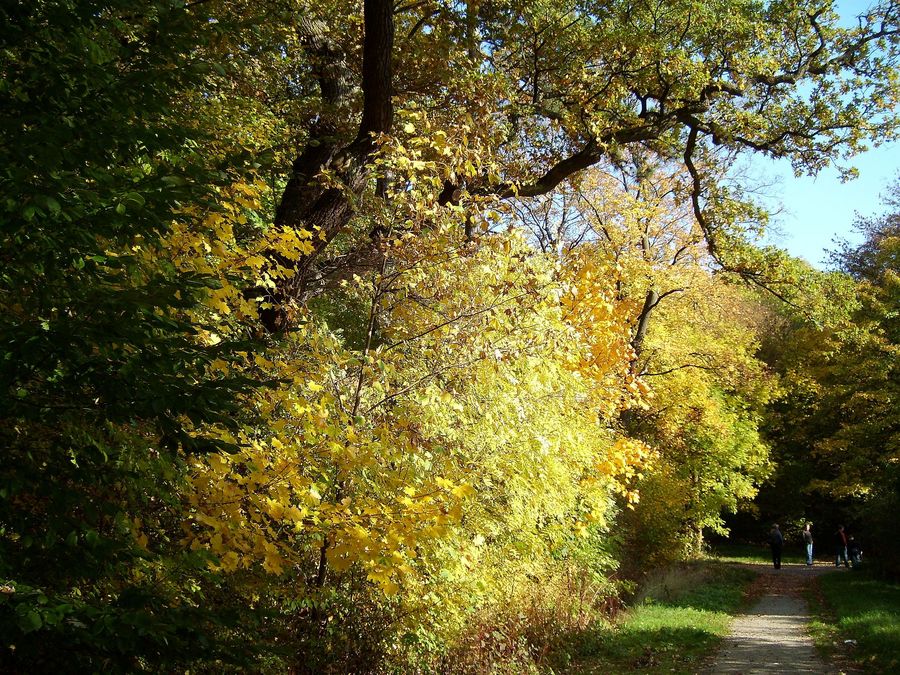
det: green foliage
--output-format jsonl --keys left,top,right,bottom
{"left": 754, "top": 180, "right": 900, "bottom": 576}
{"left": 2, "top": 0, "right": 900, "bottom": 671}
{"left": 0, "top": 1, "right": 266, "bottom": 670}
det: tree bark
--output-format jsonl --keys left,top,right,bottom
{"left": 632, "top": 288, "right": 659, "bottom": 356}
{"left": 258, "top": 0, "right": 394, "bottom": 332}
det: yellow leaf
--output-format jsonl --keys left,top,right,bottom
{"left": 208, "top": 453, "right": 228, "bottom": 476}
{"left": 452, "top": 483, "right": 475, "bottom": 499}
{"left": 210, "top": 532, "right": 224, "bottom": 553}
{"left": 265, "top": 498, "right": 285, "bottom": 520}
{"left": 221, "top": 551, "right": 240, "bottom": 572}
{"left": 262, "top": 551, "right": 285, "bottom": 575}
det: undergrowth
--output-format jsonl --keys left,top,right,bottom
{"left": 548, "top": 562, "right": 756, "bottom": 674}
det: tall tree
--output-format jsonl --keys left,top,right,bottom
{"left": 0, "top": 1, "right": 265, "bottom": 669}
{"left": 205, "top": 0, "right": 900, "bottom": 326}
{"left": 756, "top": 180, "right": 900, "bottom": 573}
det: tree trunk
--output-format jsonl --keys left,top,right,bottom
{"left": 258, "top": 0, "right": 394, "bottom": 332}
{"left": 632, "top": 288, "right": 659, "bottom": 355}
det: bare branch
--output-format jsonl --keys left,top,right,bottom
{"left": 383, "top": 289, "right": 537, "bottom": 352}
{"left": 681, "top": 124, "right": 727, "bottom": 265}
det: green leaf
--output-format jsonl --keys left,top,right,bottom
{"left": 122, "top": 192, "right": 146, "bottom": 208}
{"left": 19, "top": 610, "right": 43, "bottom": 633}
{"left": 44, "top": 196, "right": 61, "bottom": 214}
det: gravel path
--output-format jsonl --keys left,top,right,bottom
{"left": 706, "top": 562, "right": 844, "bottom": 674}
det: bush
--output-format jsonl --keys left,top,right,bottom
{"left": 439, "top": 566, "right": 624, "bottom": 674}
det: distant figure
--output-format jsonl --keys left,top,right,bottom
{"left": 847, "top": 536, "right": 862, "bottom": 568}
{"left": 802, "top": 523, "right": 814, "bottom": 566}
{"left": 770, "top": 524, "right": 784, "bottom": 569}
{"left": 834, "top": 525, "right": 850, "bottom": 568}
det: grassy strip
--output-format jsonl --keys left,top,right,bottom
{"left": 807, "top": 570, "right": 900, "bottom": 673}
{"left": 553, "top": 563, "right": 756, "bottom": 674}
{"left": 709, "top": 542, "right": 807, "bottom": 565}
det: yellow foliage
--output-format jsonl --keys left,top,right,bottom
{"left": 173, "top": 203, "right": 653, "bottom": 618}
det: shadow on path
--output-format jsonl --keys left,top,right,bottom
{"left": 705, "top": 562, "right": 846, "bottom": 675}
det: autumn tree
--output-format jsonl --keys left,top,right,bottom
{"left": 519, "top": 156, "right": 775, "bottom": 564}
{"left": 756, "top": 179, "right": 900, "bottom": 574}
{"left": 200, "top": 0, "right": 900, "bottom": 325}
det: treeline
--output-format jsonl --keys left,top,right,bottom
{"left": 740, "top": 183, "right": 900, "bottom": 577}
{"left": 1, "top": 1, "right": 898, "bottom": 672}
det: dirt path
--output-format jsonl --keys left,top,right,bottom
{"left": 706, "top": 562, "right": 845, "bottom": 674}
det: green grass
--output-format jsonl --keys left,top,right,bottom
{"left": 708, "top": 542, "right": 807, "bottom": 565}
{"left": 807, "top": 571, "right": 900, "bottom": 673}
{"left": 554, "top": 563, "right": 757, "bottom": 674}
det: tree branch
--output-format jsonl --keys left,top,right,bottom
{"left": 642, "top": 363, "right": 718, "bottom": 377}
{"left": 364, "top": 357, "right": 483, "bottom": 414}
{"left": 682, "top": 125, "right": 720, "bottom": 260}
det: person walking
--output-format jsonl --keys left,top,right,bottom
{"left": 802, "top": 523, "right": 814, "bottom": 566}
{"left": 834, "top": 525, "right": 850, "bottom": 567}
{"left": 770, "top": 523, "right": 784, "bottom": 569}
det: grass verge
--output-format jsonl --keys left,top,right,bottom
{"left": 552, "top": 562, "right": 756, "bottom": 674}
{"left": 708, "top": 542, "right": 807, "bottom": 566}
{"left": 807, "top": 570, "right": 900, "bottom": 673}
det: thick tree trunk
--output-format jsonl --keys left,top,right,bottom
{"left": 258, "top": 0, "right": 394, "bottom": 332}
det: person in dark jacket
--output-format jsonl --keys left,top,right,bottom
{"left": 834, "top": 525, "right": 850, "bottom": 567}
{"left": 770, "top": 524, "right": 784, "bottom": 569}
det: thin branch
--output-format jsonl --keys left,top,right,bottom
{"left": 364, "top": 357, "right": 483, "bottom": 413}
{"left": 395, "top": 0, "right": 429, "bottom": 14}
{"left": 682, "top": 125, "right": 719, "bottom": 259}
{"left": 647, "top": 287, "right": 685, "bottom": 312}
{"left": 382, "top": 289, "right": 536, "bottom": 352}
{"left": 406, "top": 9, "right": 439, "bottom": 39}
{"left": 642, "top": 363, "right": 718, "bottom": 377}
{"left": 743, "top": 273, "right": 806, "bottom": 312}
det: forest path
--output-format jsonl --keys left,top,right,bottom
{"left": 706, "top": 562, "right": 847, "bottom": 674}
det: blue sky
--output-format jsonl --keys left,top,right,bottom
{"left": 756, "top": 145, "right": 898, "bottom": 268}
{"left": 754, "top": 0, "right": 899, "bottom": 268}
